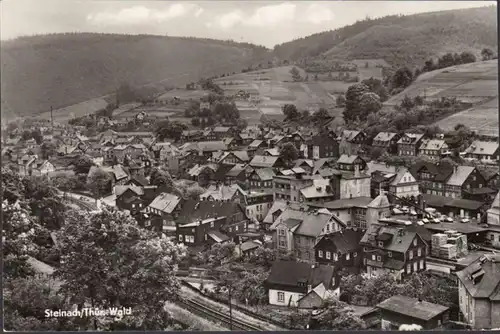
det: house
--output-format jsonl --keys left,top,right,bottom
{"left": 304, "top": 133, "right": 339, "bottom": 159}
{"left": 465, "top": 141, "right": 499, "bottom": 162}
{"left": 224, "top": 164, "right": 247, "bottom": 185}
{"left": 270, "top": 206, "right": 345, "bottom": 262}
{"left": 371, "top": 171, "right": 396, "bottom": 199}
{"left": 242, "top": 190, "right": 274, "bottom": 224}
{"left": 445, "top": 166, "right": 487, "bottom": 199}
{"left": 177, "top": 216, "right": 231, "bottom": 247}
{"left": 419, "top": 139, "right": 449, "bottom": 160}
{"left": 238, "top": 239, "right": 262, "bottom": 258}
{"left": 263, "top": 148, "right": 280, "bottom": 157}
{"left": 266, "top": 261, "right": 339, "bottom": 308}
{"left": 397, "top": 133, "right": 425, "bottom": 156}
{"left": 273, "top": 169, "right": 314, "bottom": 203}
{"left": 336, "top": 155, "right": 366, "bottom": 172}
{"left": 336, "top": 167, "right": 371, "bottom": 200}
{"left": 455, "top": 254, "right": 500, "bottom": 329}
{"left": 486, "top": 192, "right": 500, "bottom": 248}
{"left": 314, "top": 229, "right": 364, "bottom": 274}
{"left": 216, "top": 151, "right": 249, "bottom": 165}
{"left": 377, "top": 295, "right": 450, "bottom": 330}
{"left": 30, "top": 160, "right": 56, "bottom": 176}
{"left": 116, "top": 185, "right": 147, "bottom": 215}
{"left": 187, "top": 164, "right": 217, "bottom": 185}
{"left": 262, "top": 200, "right": 288, "bottom": 231}
{"left": 248, "top": 139, "right": 267, "bottom": 152}
{"left": 421, "top": 194, "right": 486, "bottom": 220}
{"left": 200, "top": 184, "right": 244, "bottom": 202}
{"left": 181, "top": 130, "right": 203, "bottom": 142}
{"left": 360, "top": 224, "right": 427, "bottom": 280}
{"left": 142, "top": 193, "right": 182, "bottom": 232}
{"left": 339, "top": 130, "right": 366, "bottom": 155}
{"left": 307, "top": 197, "right": 374, "bottom": 230}
{"left": 249, "top": 155, "right": 284, "bottom": 170}
{"left": 206, "top": 127, "right": 233, "bottom": 141}
{"left": 410, "top": 161, "right": 454, "bottom": 196}
{"left": 388, "top": 167, "right": 420, "bottom": 202}
{"left": 372, "top": 132, "right": 401, "bottom": 154}
{"left": 152, "top": 142, "right": 180, "bottom": 161}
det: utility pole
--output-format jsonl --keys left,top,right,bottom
{"left": 50, "top": 106, "right": 54, "bottom": 130}
{"left": 228, "top": 284, "right": 233, "bottom": 330}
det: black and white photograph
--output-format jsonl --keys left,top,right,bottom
{"left": 1, "top": 0, "right": 499, "bottom": 331}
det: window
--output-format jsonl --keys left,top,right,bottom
{"left": 333, "top": 253, "right": 338, "bottom": 261}
{"left": 413, "top": 261, "right": 418, "bottom": 272}
{"left": 318, "top": 250, "right": 323, "bottom": 258}
{"left": 371, "top": 254, "right": 376, "bottom": 261}
{"left": 388, "top": 251, "right": 392, "bottom": 257}
{"left": 420, "top": 259, "right": 424, "bottom": 270}
{"left": 132, "top": 204, "right": 135, "bottom": 208}
{"left": 279, "top": 229, "right": 285, "bottom": 236}
{"left": 413, "top": 239, "right": 417, "bottom": 246}
{"left": 377, "top": 255, "right": 381, "bottom": 262}
{"left": 378, "top": 241, "right": 384, "bottom": 247}
{"left": 409, "top": 250, "right": 413, "bottom": 260}
{"left": 178, "top": 235, "right": 183, "bottom": 242}
{"left": 407, "top": 264, "right": 411, "bottom": 273}
{"left": 279, "top": 241, "right": 286, "bottom": 247}
{"left": 346, "top": 253, "right": 350, "bottom": 260}
{"left": 417, "top": 248, "right": 422, "bottom": 257}
{"left": 353, "top": 252, "right": 357, "bottom": 258}
{"left": 326, "top": 251, "right": 331, "bottom": 259}
{"left": 277, "top": 292, "right": 285, "bottom": 302}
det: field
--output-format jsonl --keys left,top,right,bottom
{"left": 35, "top": 97, "right": 108, "bottom": 123}
{"left": 157, "top": 89, "right": 210, "bottom": 101}
{"left": 386, "top": 60, "right": 498, "bottom": 137}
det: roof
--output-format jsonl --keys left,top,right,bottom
{"left": 212, "top": 126, "right": 231, "bottom": 133}
{"left": 255, "top": 167, "right": 276, "bottom": 181}
{"left": 271, "top": 207, "right": 332, "bottom": 238}
{"left": 264, "top": 148, "right": 280, "bottom": 157}
{"left": 183, "top": 141, "right": 227, "bottom": 152}
{"left": 240, "top": 240, "right": 261, "bottom": 252}
{"left": 315, "top": 229, "right": 363, "bottom": 253}
{"left": 366, "top": 161, "right": 397, "bottom": 175}
{"left": 368, "top": 193, "right": 391, "bottom": 208}
{"left": 342, "top": 130, "right": 362, "bottom": 142}
{"left": 389, "top": 167, "right": 412, "bottom": 186}
{"left": 249, "top": 139, "right": 264, "bottom": 148}
{"left": 424, "top": 222, "right": 487, "bottom": 235}
{"left": 207, "top": 230, "right": 230, "bottom": 243}
{"left": 456, "top": 254, "right": 500, "bottom": 300}
{"left": 148, "top": 193, "right": 181, "bottom": 214}
{"left": 397, "top": 133, "right": 425, "bottom": 144}
{"left": 373, "top": 132, "right": 398, "bottom": 142}
{"left": 263, "top": 200, "right": 288, "bottom": 224}
{"left": 250, "top": 155, "right": 280, "bottom": 168}
{"left": 466, "top": 141, "right": 499, "bottom": 156}
{"left": 178, "top": 199, "right": 245, "bottom": 225}
{"left": 307, "top": 197, "right": 373, "bottom": 210}
{"left": 226, "top": 164, "right": 246, "bottom": 177}
{"left": 422, "top": 194, "right": 483, "bottom": 211}
{"left": 129, "top": 175, "right": 149, "bottom": 187}
{"left": 200, "top": 184, "right": 244, "bottom": 201}
{"left": 300, "top": 179, "right": 334, "bottom": 199}
{"left": 446, "top": 166, "right": 475, "bottom": 186}
{"left": 419, "top": 139, "right": 447, "bottom": 151}
{"left": 360, "top": 224, "right": 420, "bottom": 253}
{"left": 187, "top": 164, "right": 217, "bottom": 177}
{"left": 376, "top": 295, "right": 449, "bottom": 321}
{"left": 115, "top": 185, "right": 144, "bottom": 197}
{"left": 337, "top": 154, "right": 360, "bottom": 165}
{"left": 267, "top": 260, "right": 335, "bottom": 289}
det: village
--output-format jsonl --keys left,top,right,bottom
{"left": 2, "top": 65, "right": 500, "bottom": 330}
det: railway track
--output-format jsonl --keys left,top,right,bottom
{"left": 176, "top": 297, "right": 262, "bottom": 331}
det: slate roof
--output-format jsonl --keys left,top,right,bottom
{"left": 342, "top": 130, "right": 362, "bottom": 142}
{"left": 397, "top": 133, "right": 424, "bottom": 145}
{"left": 466, "top": 141, "right": 499, "bottom": 156}
{"left": 376, "top": 295, "right": 449, "bottom": 321}
{"left": 250, "top": 155, "right": 280, "bottom": 168}
{"left": 300, "top": 179, "right": 334, "bottom": 199}
{"left": 307, "top": 197, "right": 373, "bottom": 210}
{"left": 446, "top": 166, "right": 475, "bottom": 186}
{"left": 360, "top": 224, "right": 421, "bottom": 253}
{"left": 255, "top": 167, "right": 276, "bottom": 181}
{"left": 263, "top": 200, "right": 288, "bottom": 224}
{"left": 373, "top": 132, "right": 398, "bottom": 142}
{"left": 314, "top": 229, "right": 363, "bottom": 253}
{"left": 177, "top": 199, "right": 245, "bottom": 225}
{"left": 267, "top": 260, "right": 335, "bottom": 289}
{"left": 271, "top": 207, "right": 332, "bottom": 238}
{"left": 337, "top": 154, "right": 360, "bottom": 164}
{"left": 419, "top": 139, "right": 448, "bottom": 151}
{"left": 147, "top": 193, "right": 181, "bottom": 214}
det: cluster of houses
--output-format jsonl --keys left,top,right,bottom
{"left": 3, "top": 120, "right": 500, "bottom": 330}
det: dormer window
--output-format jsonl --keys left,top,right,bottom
{"left": 413, "top": 239, "right": 417, "bottom": 246}
{"left": 378, "top": 241, "right": 384, "bottom": 247}
{"left": 388, "top": 251, "right": 392, "bottom": 257}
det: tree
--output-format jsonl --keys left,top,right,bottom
{"left": 55, "top": 208, "right": 187, "bottom": 330}
{"left": 31, "top": 129, "right": 43, "bottom": 145}
{"left": 343, "top": 83, "right": 370, "bottom": 123}
{"left": 282, "top": 104, "right": 300, "bottom": 121}
{"left": 150, "top": 168, "right": 174, "bottom": 191}
{"left": 460, "top": 51, "right": 476, "bottom": 64}
{"left": 391, "top": 67, "right": 413, "bottom": 90}
{"left": 362, "top": 77, "right": 389, "bottom": 102}
{"left": 481, "top": 48, "right": 495, "bottom": 61}
{"left": 279, "top": 143, "right": 299, "bottom": 167}
{"left": 191, "top": 117, "right": 200, "bottom": 127}
{"left": 86, "top": 168, "right": 112, "bottom": 200}
{"left": 196, "top": 242, "right": 236, "bottom": 267}
{"left": 401, "top": 95, "right": 415, "bottom": 111}
{"left": 184, "top": 185, "right": 205, "bottom": 200}
{"left": 116, "top": 82, "right": 137, "bottom": 105}
{"left": 155, "top": 120, "right": 188, "bottom": 142}
{"left": 301, "top": 109, "right": 311, "bottom": 120}
{"left": 198, "top": 168, "right": 212, "bottom": 187}
{"left": 336, "top": 95, "right": 346, "bottom": 107}
{"left": 73, "top": 155, "right": 94, "bottom": 175}
{"left": 311, "top": 108, "right": 330, "bottom": 124}
{"left": 289, "top": 67, "right": 301, "bottom": 81}
{"left": 358, "top": 92, "right": 382, "bottom": 121}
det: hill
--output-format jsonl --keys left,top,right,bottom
{"left": 387, "top": 60, "right": 498, "bottom": 137}
{"left": 0, "top": 33, "right": 271, "bottom": 119}
{"left": 273, "top": 6, "right": 497, "bottom": 67}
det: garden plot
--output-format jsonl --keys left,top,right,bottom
{"left": 318, "top": 81, "right": 353, "bottom": 94}
{"left": 157, "top": 89, "right": 209, "bottom": 101}
{"left": 358, "top": 67, "right": 384, "bottom": 81}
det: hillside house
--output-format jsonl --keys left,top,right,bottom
{"left": 307, "top": 197, "right": 374, "bottom": 230}
{"left": 116, "top": 185, "right": 147, "bottom": 215}
{"left": 273, "top": 169, "right": 314, "bottom": 202}
{"left": 304, "top": 133, "right": 339, "bottom": 159}
{"left": 372, "top": 132, "right": 401, "bottom": 154}
{"left": 262, "top": 200, "right": 289, "bottom": 231}
{"left": 410, "top": 162, "right": 454, "bottom": 196}
{"left": 248, "top": 168, "right": 275, "bottom": 191}
{"left": 242, "top": 190, "right": 274, "bottom": 223}
{"left": 270, "top": 206, "right": 345, "bottom": 262}
{"left": 337, "top": 154, "right": 366, "bottom": 172}
{"left": 377, "top": 295, "right": 450, "bottom": 330}
{"left": 360, "top": 224, "right": 427, "bottom": 281}
{"left": 456, "top": 254, "right": 500, "bottom": 329}
{"left": 314, "top": 229, "right": 364, "bottom": 274}
{"left": 266, "top": 261, "right": 339, "bottom": 309}
{"left": 249, "top": 155, "right": 285, "bottom": 170}
{"left": 388, "top": 167, "right": 420, "bottom": 202}
{"left": 444, "top": 166, "right": 487, "bottom": 199}
{"left": 215, "top": 151, "right": 249, "bottom": 165}
{"left": 207, "top": 127, "right": 233, "bottom": 141}
{"left": 339, "top": 130, "right": 366, "bottom": 155}
{"left": 142, "top": 193, "right": 182, "bottom": 232}
{"left": 465, "top": 141, "right": 499, "bottom": 162}
{"left": 397, "top": 133, "right": 425, "bottom": 156}
{"left": 224, "top": 164, "right": 247, "bottom": 185}
{"left": 299, "top": 179, "right": 337, "bottom": 203}
{"left": 419, "top": 139, "right": 449, "bottom": 160}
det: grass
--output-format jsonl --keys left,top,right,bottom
{"left": 157, "top": 89, "right": 210, "bottom": 101}
{"left": 164, "top": 301, "right": 228, "bottom": 331}
{"left": 1, "top": 33, "right": 270, "bottom": 119}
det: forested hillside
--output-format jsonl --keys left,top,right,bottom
{"left": 1, "top": 33, "right": 270, "bottom": 118}
{"left": 274, "top": 6, "right": 497, "bottom": 67}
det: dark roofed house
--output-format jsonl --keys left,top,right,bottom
{"left": 249, "top": 155, "right": 284, "bottom": 170}
{"left": 456, "top": 254, "right": 500, "bottom": 329}
{"left": 314, "top": 229, "right": 364, "bottom": 274}
{"left": 372, "top": 132, "right": 401, "bottom": 155}
{"left": 377, "top": 295, "right": 450, "bottom": 330}
{"left": 339, "top": 130, "right": 366, "bottom": 156}
{"left": 266, "top": 260, "right": 340, "bottom": 309}
{"left": 398, "top": 133, "right": 425, "bottom": 156}
{"left": 142, "top": 193, "right": 182, "bottom": 232}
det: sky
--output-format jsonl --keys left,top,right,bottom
{"left": 0, "top": 0, "right": 497, "bottom": 48}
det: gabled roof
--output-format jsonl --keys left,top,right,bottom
{"left": 397, "top": 133, "right": 424, "bottom": 144}
{"left": 115, "top": 185, "right": 144, "bottom": 197}
{"left": 178, "top": 199, "right": 245, "bottom": 225}
{"left": 466, "top": 141, "right": 499, "bottom": 156}
{"left": 341, "top": 130, "right": 363, "bottom": 142}
{"left": 373, "top": 132, "right": 398, "bottom": 142}
{"left": 315, "top": 229, "right": 363, "bottom": 253}
{"left": 249, "top": 139, "right": 264, "bottom": 148}
{"left": 446, "top": 166, "right": 475, "bottom": 186}
{"left": 360, "top": 224, "right": 421, "bottom": 253}
{"left": 255, "top": 167, "right": 276, "bottom": 181}
{"left": 419, "top": 139, "right": 447, "bottom": 151}
{"left": 337, "top": 154, "right": 361, "bottom": 164}
{"left": 263, "top": 200, "right": 288, "bottom": 224}
{"left": 376, "top": 295, "right": 449, "bottom": 321}
{"left": 267, "top": 260, "right": 335, "bottom": 289}
{"left": 226, "top": 164, "right": 246, "bottom": 177}
{"left": 300, "top": 179, "right": 333, "bottom": 199}
{"left": 264, "top": 148, "right": 280, "bottom": 157}
{"left": 270, "top": 207, "right": 332, "bottom": 238}
{"left": 148, "top": 193, "right": 181, "bottom": 214}
{"left": 187, "top": 164, "right": 217, "bottom": 177}
{"left": 368, "top": 193, "right": 391, "bottom": 208}
{"left": 200, "top": 184, "right": 244, "bottom": 201}
{"left": 456, "top": 254, "right": 500, "bottom": 300}
{"left": 250, "top": 155, "right": 280, "bottom": 168}
{"left": 389, "top": 167, "right": 412, "bottom": 186}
